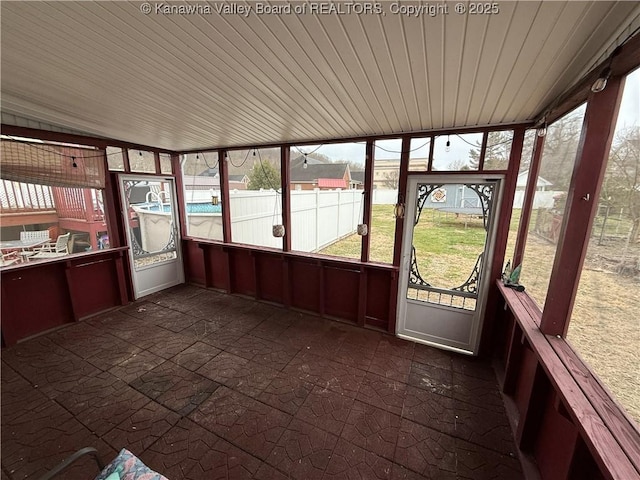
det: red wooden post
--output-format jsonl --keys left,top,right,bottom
{"left": 361, "top": 141, "right": 374, "bottom": 262}
{"left": 219, "top": 150, "right": 232, "bottom": 243}
{"left": 280, "top": 146, "right": 291, "bottom": 252}
{"left": 479, "top": 128, "right": 525, "bottom": 355}
{"left": 392, "top": 136, "right": 411, "bottom": 267}
{"left": 513, "top": 134, "right": 545, "bottom": 268}
{"left": 478, "top": 132, "right": 488, "bottom": 170}
{"left": 171, "top": 153, "right": 188, "bottom": 239}
{"left": 541, "top": 76, "right": 625, "bottom": 337}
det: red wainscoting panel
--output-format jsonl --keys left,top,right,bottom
{"left": 366, "top": 268, "right": 392, "bottom": 329}
{"left": 183, "top": 240, "right": 205, "bottom": 286}
{"left": 255, "top": 253, "right": 284, "bottom": 304}
{"left": 514, "top": 346, "right": 539, "bottom": 416}
{"left": 324, "top": 266, "right": 359, "bottom": 323}
{"left": 1, "top": 262, "right": 74, "bottom": 344}
{"left": 209, "top": 247, "right": 229, "bottom": 291}
{"left": 192, "top": 241, "right": 397, "bottom": 332}
{"left": 290, "top": 260, "right": 321, "bottom": 312}
{"left": 1, "top": 248, "right": 129, "bottom": 345}
{"left": 228, "top": 249, "right": 255, "bottom": 296}
{"left": 66, "top": 257, "right": 120, "bottom": 319}
{"left": 534, "top": 392, "right": 580, "bottom": 480}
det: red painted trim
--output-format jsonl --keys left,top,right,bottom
{"left": 513, "top": 134, "right": 545, "bottom": 267}
{"left": 104, "top": 172, "right": 124, "bottom": 248}
{"left": 122, "top": 147, "right": 131, "bottom": 173}
{"left": 478, "top": 132, "right": 488, "bottom": 170}
{"left": 154, "top": 152, "right": 162, "bottom": 174}
{"left": 318, "top": 260, "right": 325, "bottom": 316}
{"left": 541, "top": 76, "right": 625, "bottom": 337}
{"left": 357, "top": 266, "right": 367, "bottom": 327}
{"left": 361, "top": 142, "right": 374, "bottom": 262}
{"left": 479, "top": 127, "right": 525, "bottom": 355}
{"left": 114, "top": 251, "right": 129, "bottom": 305}
{"left": 393, "top": 137, "right": 410, "bottom": 267}
{"left": 172, "top": 153, "right": 188, "bottom": 238}
{"left": 280, "top": 147, "right": 291, "bottom": 252}
{"left": 282, "top": 257, "right": 291, "bottom": 308}
{"left": 219, "top": 151, "right": 232, "bottom": 243}
{"left": 427, "top": 135, "right": 435, "bottom": 171}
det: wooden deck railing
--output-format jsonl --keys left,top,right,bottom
{"left": 51, "top": 187, "right": 103, "bottom": 222}
{"left": 0, "top": 180, "right": 54, "bottom": 212}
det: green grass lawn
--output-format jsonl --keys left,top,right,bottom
{"left": 320, "top": 204, "right": 488, "bottom": 287}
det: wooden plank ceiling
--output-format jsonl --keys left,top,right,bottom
{"left": 1, "top": 1, "right": 639, "bottom": 151}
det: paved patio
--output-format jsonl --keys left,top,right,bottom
{"left": 1, "top": 284, "right": 523, "bottom": 480}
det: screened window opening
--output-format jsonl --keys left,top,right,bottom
{"left": 432, "top": 133, "right": 483, "bottom": 171}
{"left": 519, "top": 104, "right": 587, "bottom": 309}
{"left": 409, "top": 137, "right": 431, "bottom": 171}
{"left": 227, "top": 148, "right": 282, "bottom": 249}
{"left": 290, "top": 142, "right": 366, "bottom": 260}
{"left": 567, "top": 68, "right": 640, "bottom": 423}
{"left": 128, "top": 149, "right": 156, "bottom": 173}
{"left": 181, "top": 152, "right": 223, "bottom": 241}
{"left": 0, "top": 139, "right": 110, "bottom": 267}
{"left": 370, "top": 138, "right": 402, "bottom": 264}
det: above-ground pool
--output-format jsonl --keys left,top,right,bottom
{"left": 134, "top": 202, "right": 222, "bottom": 214}
{"left": 132, "top": 202, "right": 223, "bottom": 249}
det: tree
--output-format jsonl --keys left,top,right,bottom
{"left": 601, "top": 127, "right": 640, "bottom": 243}
{"left": 247, "top": 160, "right": 281, "bottom": 190}
{"left": 469, "top": 131, "right": 513, "bottom": 170}
{"left": 537, "top": 108, "right": 585, "bottom": 189}
{"left": 447, "top": 159, "right": 470, "bottom": 171}
{"left": 381, "top": 170, "right": 399, "bottom": 189}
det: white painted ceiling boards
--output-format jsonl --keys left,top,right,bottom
{"left": 1, "top": 1, "right": 639, "bottom": 151}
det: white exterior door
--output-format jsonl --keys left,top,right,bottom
{"left": 120, "top": 175, "right": 184, "bottom": 298}
{"left": 397, "top": 175, "right": 502, "bottom": 355}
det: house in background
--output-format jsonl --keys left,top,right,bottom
{"left": 289, "top": 155, "right": 354, "bottom": 190}
{"left": 228, "top": 174, "right": 249, "bottom": 190}
{"left": 516, "top": 170, "right": 553, "bottom": 191}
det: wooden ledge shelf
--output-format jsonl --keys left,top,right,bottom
{"left": 496, "top": 281, "right": 640, "bottom": 480}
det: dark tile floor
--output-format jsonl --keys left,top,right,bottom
{"left": 1, "top": 284, "right": 523, "bottom": 480}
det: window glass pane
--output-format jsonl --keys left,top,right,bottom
{"left": 128, "top": 149, "right": 156, "bottom": 173}
{"left": 409, "top": 137, "right": 430, "bottom": 171}
{"left": 504, "top": 130, "right": 536, "bottom": 265}
{"left": 568, "top": 68, "right": 640, "bottom": 423}
{"left": 290, "top": 142, "right": 365, "bottom": 260}
{"left": 160, "top": 153, "right": 172, "bottom": 174}
{"left": 519, "top": 104, "right": 586, "bottom": 309}
{"left": 181, "top": 152, "right": 222, "bottom": 241}
{"left": 1, "top": 181, "right": 109, "bottom": 268}
{"left": 483, "top": 130, "right": 513, "bottom": 170}
{"left": 370, "top": 138, "right": 401, "bottom": 263}
{"left": 432, "top": 133, "right": 483, "bottom": 171}
{"left": 227, "top": 148, "right": 281, "bottom": 249}
{"left": 107, "top": 146, "right": 125, "bottom": 171}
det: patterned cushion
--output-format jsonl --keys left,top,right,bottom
{"left": 95, "top": 449, "right": 169, "bottom": 480}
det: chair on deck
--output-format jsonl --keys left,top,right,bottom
{"left": 1, "top": 251, "right": 20, "bottom": 267}
{"left": 32, "top": 233, "right": 71, "bottom": 259}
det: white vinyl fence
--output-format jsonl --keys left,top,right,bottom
{"left": 218, "top": 189, "right": 363, "bottom": 251}
{"left": 290, "top": 189, "right": 363, "bottom": 252}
